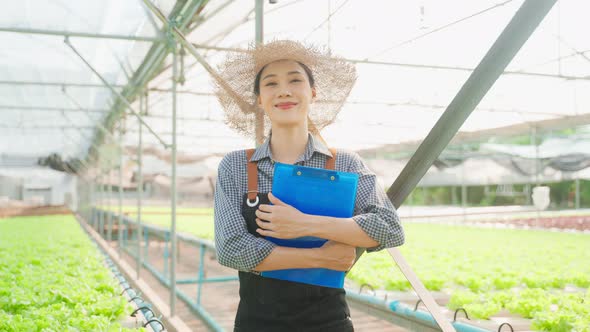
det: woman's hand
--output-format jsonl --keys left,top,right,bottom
{"left": 314, "top": 241, "right": 356, "bottom": 271}
{"left": 255, "top": 192, "right": 310, "bottom": 239}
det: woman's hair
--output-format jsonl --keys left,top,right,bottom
{"left": 253, "top": 61, "right": 315, "bottom": 96}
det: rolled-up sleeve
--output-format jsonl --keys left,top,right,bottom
{"left": 348, "top": 152, "right": 404, "bottom": 252}
{"left": 214, "top": 155, "right": 276, "bottom": 271}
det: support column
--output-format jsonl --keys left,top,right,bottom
{"left": 169, "top": 33, "right": 179, "bottom": 317}
{"left": 89, "top": 175, "right": 95, "bottom": 223}
{"left": 532, "top": 126, "right": 540, "bottom": 221}
{"left": 575, "top": 179, "right": 580, "bottom": 210}
{"left": 99, "top": 170, "right": 105, "bottom": 234}
{"left": 107, "top": 159, "right": 113, "bottom": 242}
{"left": 118, "top": 124, "right": 124, "bottom": 257}
{"left": 136, "top": 91, "right": 145, "bottom": 280}
{"left": 461, "top": 146, "right": 467, "bottom": 221}
{"left": 254, "top": 0, "right": 265, "bottom": 146}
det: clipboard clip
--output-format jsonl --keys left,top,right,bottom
{"left": 293, "top": 167, "right": 339, "bottom": 181}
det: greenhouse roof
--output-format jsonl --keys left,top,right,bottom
{"left": 1, "top": 0, "right": 590, "bottom": 162}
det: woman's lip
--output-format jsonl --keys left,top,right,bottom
{"left": 276, "top": 103, "right": 297, "bottom": 109}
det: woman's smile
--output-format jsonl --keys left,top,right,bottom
{"left": 275, "top": 102, "right": 298, "bottom": 110}
{"left": 257, "top": 60, "right": 316, "bottom": 128}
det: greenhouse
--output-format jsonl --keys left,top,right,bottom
{"left": 1, "top": 0, "right": 589, "bottom": 331}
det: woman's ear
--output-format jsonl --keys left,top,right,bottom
{"left": 257, "top": 95, "right": 262, "bottom": 106}
{"left": 311, "top": 87, "right": 317, "bottom": 102}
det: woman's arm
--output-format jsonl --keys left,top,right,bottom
{"left": 255, "top": 152, "right": 404, "bottom": 252}
{"left": 253, "top": 241, "right": 356, "bottom": 272}
{"left": 214, "top": 153, "right": 276, "bottom": 271}
{"left": 214, "top": 151, "right": 357, "bottom": 272}
{"left": 255, "top": 193, "right": 378, "bottom": 247}
{"left": 345, "top": 152, "right": 405, "bottom": 252}
{"left": 303, "top": 215, "right": 379, "bottom": 247}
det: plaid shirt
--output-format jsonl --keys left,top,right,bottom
{"left": 214, "top": 133, "right": 404, "bottom": 272}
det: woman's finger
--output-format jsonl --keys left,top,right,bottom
{"left": 256, "top": 228, "right": 274, "bottom": 237}
{"left": 256, "top": 218, "right": 273, "bottom": 230}
{"left": 255, "top": 209, "right": 272, "bottom": 221}
{"left": 268, "top": 192, "right": 286, "bottom": 206}
{"left": 258, "top": 204, "right": 274, "bottom": 212}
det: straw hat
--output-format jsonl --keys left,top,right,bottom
{"left": 214, "top": 40, "right": 357, "bottom": 138}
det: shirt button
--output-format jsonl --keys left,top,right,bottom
{"left": 270, "top": 159, "right": 275, "bottom": 164}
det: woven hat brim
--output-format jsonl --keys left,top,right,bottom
{"left": 214, "top": 40, "right": 357, "bottom": 138}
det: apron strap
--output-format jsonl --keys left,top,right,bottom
{"left": 325, "top": 148, "right": 337, "bottom": 170}
{"left": 245, "top": 147, "right": 337, "bottom": 198}
{"left": 246, "top": 149, "right": 258, "bottom": 201}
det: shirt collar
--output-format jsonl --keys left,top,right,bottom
{"left": 249, "top": 132, "right": 333, "bottom": 163}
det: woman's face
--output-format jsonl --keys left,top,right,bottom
{"left": 257, "top": 59, "right": 316, "bottom": 129}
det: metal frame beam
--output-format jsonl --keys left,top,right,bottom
{"left": 344, "top": 100, "right": 568, "bottom": 117}
{"left": 0, "top": 105, "right": 109, "bottom": 113}
{"left": 379, "top": 2, "right": 557, "bottom": 331}
{"left": 169, "top": 35, "right": 179, "bottom": 318}
{"left": 63, "top": 89, "right": 120, "bottom": 143}
{"left": 157, "top": 43, "right": 590, "bottom": 82}
{"left": 387, "top": 0, "right": 557, "bottom": 208}
{"left": 85, "top": 0, "right": 207, "bottom": 162}
{"left": 346, "top": 57, "right": 590, "bottom": 81}
{"left": 0, "top": 80, "right": 126, "bottom": 89}
{"left": 0, "top": 125, "right": 95, "bottom": 130}
{"left": 359, "top": 112, "right": 590, "bottom": 156}
{"left": 147, "top": 87, "right": 212, "bottom": 96}
{"left": 65, "top": 38, "right": 169, "bottom": 148}
{"left": 0, "top": 26, "right": 163, "bottom": 42}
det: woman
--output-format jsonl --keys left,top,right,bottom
{"left": 213, "top": 40, "right": 404, "bottom": 332}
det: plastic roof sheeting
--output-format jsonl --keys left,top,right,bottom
{"left": 0, "top": 0, "right": 165, "bottom": 158}
{"left": 136, "top": 0, "right": 590, "bottom": 156}
{"left": 2, "top": 0, "right": 590, "bottom": 161}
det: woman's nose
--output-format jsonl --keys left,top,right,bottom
{"left": 278, "top": 88, "right": 292, "bottom": 97}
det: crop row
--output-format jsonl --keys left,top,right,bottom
{"left": 0, "top": 215, "right": 142, "bottom": 331}
{"left": 124, "top": 210, "right": 590, "bottom": 331}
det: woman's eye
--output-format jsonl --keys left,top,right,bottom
{"left": 291, "top": 79, "right": 302, "bottom": 83}
{"left": 264, "top": 82, "right": 277, "bottom": 86}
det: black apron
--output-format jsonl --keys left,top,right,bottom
{"left": 235, "top": 191, "right": 354, "bottom": 332}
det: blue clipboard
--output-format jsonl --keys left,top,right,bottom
{"left": 261, "top": 162, "right": 359, "bottom": 288}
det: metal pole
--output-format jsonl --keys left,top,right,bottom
{"left": 64, "top": 38, "right": 169, "bottom": 148}
{"left": 136, "top": 92, "right": 145, "bottom": 280}
{"left": 88, "top": 178, "right": 92, "bottom": 219}
{"left": 118, "top": 125, "right": 124, "bottom": 257}
{"left": 107, "top": 159, "right": 113, "bottom": 242}
{"left": 141, "top": 0, "right": 257, "bottom": 130}
{"left": 382, "top": 1, "right": 556, "bottom": 331}
{"left": 0, "top": 26, "right": 162, "bottom": 42}
{"left": 0, "top": 80, "right": 126, "bottom": 89}
{"left": 169, "top": 35, "right": 179, "bottom": 318}
{"left": 533, "top": 126, "right": 539, "bottom": 186}
{"left": 532, "top": 126, "right": 541, "bottom": 222}
{"left": 63, "top": 88, "right": 126, "bottom": 235}
{"left": 63, "top": 89, "right": 120, "bottom": 143}
{"left": 0, "top": 125, "right": 95, "bottom": 130}
{"left": 95, "top": 175, "right": 100, "bottom": 228}
{"left": 575, "top": 179, "right": 580, "bottom": 210}
{"left": 0, "top": 105, "right": 109, "bottom": 113}
{"left": 99, "top": 170, "right": 104, "bottom": 234}
{"left": 461, "top": 145, "right": 467, "bottom": 222}
{"left": 90, "top": 175, "right": 95, "bottom": 225}
{"left": 255, "top": 0, "right": 265, "bottom": 145}
{"left": 387, "top": 0, "right": 557, "bottom": 207}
